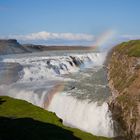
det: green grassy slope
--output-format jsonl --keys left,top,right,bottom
{"left": 114, "top": 40, "right": 140, "bottom": 57}
{"left": 0, "top": 96, "right": 111, "bottom": 140}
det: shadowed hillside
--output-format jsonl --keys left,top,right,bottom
{"left": 0, "top": 117, "right": 80, "bottom": 140}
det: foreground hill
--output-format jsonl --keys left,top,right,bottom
{"left": 107, "top": 40, "right": 140, "bottom": 140}
{"left": 0, "top": 96, "right": 111, "bottom": 140}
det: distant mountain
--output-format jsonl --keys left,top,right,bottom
{"left": 23, "top": 44, "right": 94, "bottom": 51}
{"left": 0, "top": 39, "right": 27, "bottom": 55}
{"left": 0, "top": 39, "right": 94, "bottom": 55}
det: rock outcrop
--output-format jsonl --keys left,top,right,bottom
{"left": 0, "top": 39, "right": 27, "bottom": 55}
{"left": 107, "top": 40, "right": 140, "bottom": 140}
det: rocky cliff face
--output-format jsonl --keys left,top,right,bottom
{"left": 107, "top": 40, "right": 140, "bottom": 140}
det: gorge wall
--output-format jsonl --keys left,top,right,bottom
{"left": 107, "top": 40, "right": 140, "bottom": 140}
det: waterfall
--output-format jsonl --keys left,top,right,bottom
{"left": 48, "top": 92, "right": 114, "bottom": 137}
{"left": 2, "top": 53, "right": 105, "bottom": 82}
{"left": 0, "top": 52, "right": 114, "bottom": 137}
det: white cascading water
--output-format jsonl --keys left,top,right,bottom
{"left": 48, "top": 92, "right": 113, "bottom": 137}
{"left": 2, "top": 53, "right": 104, "bottom": 81}
{"left": 0, "top": 52, "right": 114, "bottom": 137}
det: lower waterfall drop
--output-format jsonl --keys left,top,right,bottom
{"left": 48, "top": 92, "right": 114, "bottom": 137}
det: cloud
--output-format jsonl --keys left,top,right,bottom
{"left": 5, "top": 30, "right": 140, "bottom": 47}
{"left": 7, "top": 31, "right": 95, "bottom": 41}
{"left": 120, "top": 34, "right": 140, "bottom": 40}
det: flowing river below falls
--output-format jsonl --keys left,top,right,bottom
{"left": 0, "top": 52, "right": 115, "bottom": 138}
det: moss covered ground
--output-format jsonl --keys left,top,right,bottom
{"left": 0, "top": 96, "right": 112, "bottom": 140}
{"left": 114, "top": 40, "right": 140, "bottom": 57}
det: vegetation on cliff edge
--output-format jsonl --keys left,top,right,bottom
{"left": 114, "top": 40, "right": 140, "bottom": 57}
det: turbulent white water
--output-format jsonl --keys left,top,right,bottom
{"left": 48, "top": 92, "right": 113, "bottom": 137}
{"left": 0, "top": 51, "right": 114, "bottom": 137}
{"left": 2, "top": 53, "right": 104, "bottom": 81}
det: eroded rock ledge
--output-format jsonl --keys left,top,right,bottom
{"left": 107, "top": 40, "right": 140, "bottom": 140}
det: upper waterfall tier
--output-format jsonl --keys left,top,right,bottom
{"left": 2, "top": 52, "right": 106, "bottom": 82}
